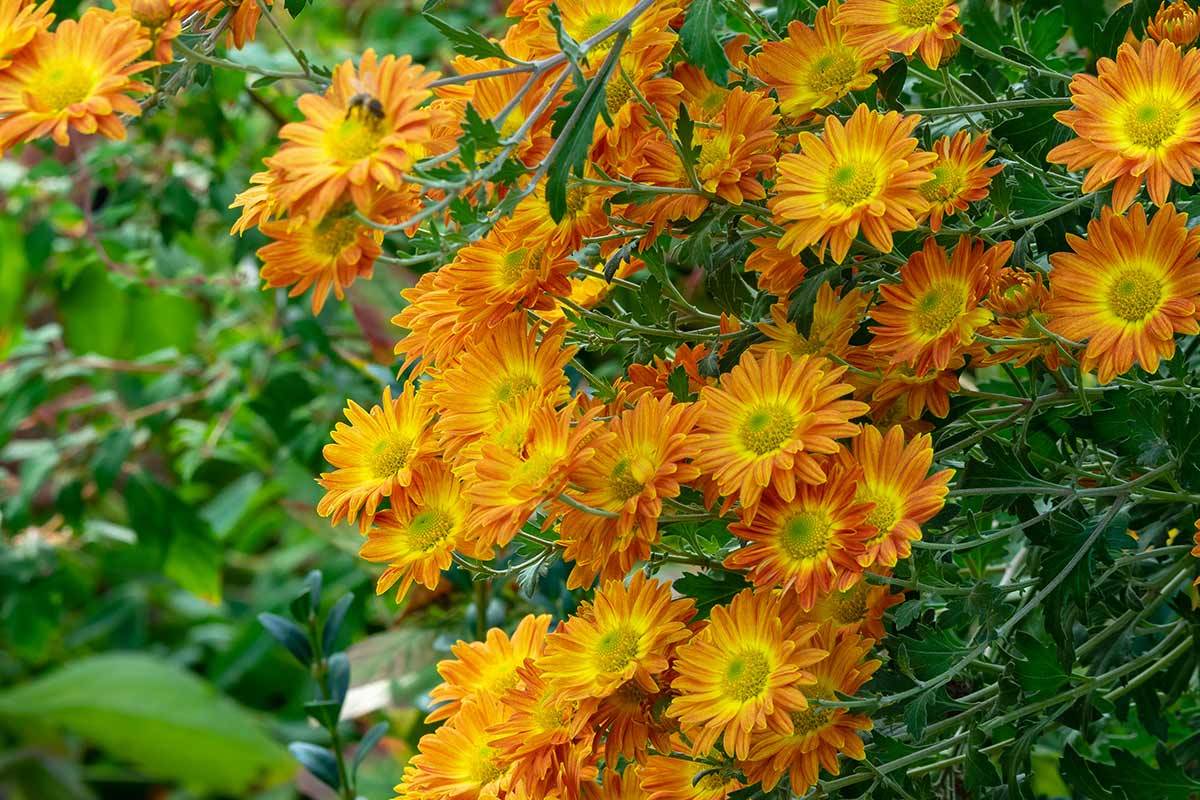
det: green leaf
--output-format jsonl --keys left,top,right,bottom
{"left": 1006, "top": 630, "right": 1069, "bottom": 700}
{"left": 1094, "top": 4, "right": 1134, "bottom": 61}
{"left": 679, "top": 0, "right": 730, "bottom": 84}
{"left": 674, "top": 570, "right": 749, "bottom": 615}
{"left": 876, "top": 57, "right": 907, "bottom": 111}
{"left": 1027, "top": 7, "right": 1067, "bottom": 60}
{"left": 1064, "top": 747, "right": 1200, "bottom": 800}
{"left": 91, "top": 427, "right": 133, "bottom": 495}
{"left": 283, "top": 0, "right": 308, "bottom": 18}
{"left": 0, "top": 654, "right": 294, "bottom": 793}
{"left": 422, "top": 14, "right": 509, "bottom": 60}
{"left": 288, "top": 743, "right": 339, "bottom": 790}
{"left": 903, "top": 688, "right": 937, "bottom": 741}
{"left": 546, "top": 54, "right": 622, "bottom": 221}
{"left": 259, "top": 613, "right": 313, "bottom": 666}
{"left": 964, "top": 725, "right": 1001, "bottom": 791}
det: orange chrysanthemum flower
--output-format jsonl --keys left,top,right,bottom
{"left": 740, "top": 625, "right": 880, "bottom": 793}
{"left": 843, "top": 424, "right": 952, "bottom": 568}
{"left": 869, "top": 236, "right": 1014, "bottom": 375}
{"left": 491, "top": 660, "right": 599, "bottom": 799}
{"left": 406, "top": 695, "right": 514, "bottom": 800}
{"left": 919, "top": 130, "right": 1004, "bottom": 232}
{"left": 557, "top": 395, "right": 703, "bottom": 587}
{"left": 1048, "top": 40, "right": 1200, "bottom": 212}
{"left": 795, "top": 580, "right": 904, "bottom": 641}
{"left": 316, "top": 383, "right": 435, "bottom": 533}
{"left": 0, "top": 0, "right": 52, "bottom": 71}
{"left": 592, "top": 37, "right": 682, "bottom": 171}
{"left": 360, "top": 463, "right": 472, "bottom": 602}
{"left": 771, "top": 105, "right": 935, "bottom": 263}
{"left": 979, "top": 267, "right": 1063, "bottom": 370}
{"left": 693, "top": 350, "right": 867, "bottom": 516}
{"left": 438, "top": 215, "right": 575, "bottom": 328}
{"left": 749, "top": 3, "right": 884, "bottom": 122}
{"left": 630, "top": 88, "right": 779, "bottom": 237}
{"left": 427, "top": 613, "right": 552, "bottom": 723}
{"left": 745, "top": 233, "right": 808, "bottom": 296}
{"left": 1045, "top": 203, "right": 1200, "bottom": 383}
{"left": 640, "top": 754, "right": 743, "bottom": 800}
{"left": 668, "top": 589, "right": 826, "bottom": 759}
{"left": 866, "top": 357, "right": 961, "bottom": 421}
{"left": 193, "top": 0, "right": 272, "bottom": 50}
{"left": 1148, "top": 1, "right": 1200, "bottom": 48}
{"left": 527, "top": 0, "right": 680, "bottom": 67}
{"left": 541, "top": 572, "right": 695, "bottom": 701}
{"left": 751, "top": 284, "right": 869, "bottom": 363}
{"left": 434, "top": 53, "right": 557, "bottom": 167}
{"left": 465, "top": 402, "right": 601, "bottom": 552}
{"left": 589, "top": 681, "right": 675, "bottom": 764}
{"left": 726, "top": 468, "right": 872, "bottom": 610}
{"left": 0, "top": 12, "right": 152, "bottom": 152}
{"left": 97, "top": 0, "right": 184, "bottom": 64}
{"left": 429, "top": 317, "right": 575, "bottom": 462}
{"left": 837, "top": 0, "right": 961, "bottom": 69}
{"left": 268, "top": 50, "right": 446, "bottom": 220}
{"left": 257, "top": 193, "right": 418, "bottom": 314}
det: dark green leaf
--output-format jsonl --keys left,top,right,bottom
{"left": 422, "top": 14, "right": 509, "bottom": 60}
{"left": 674, "top": 570, "right": 749, "bottom": 615}
{"left": 679, "top": 0, "right": 729, "bottom": 84}
{"left": 258, "top": 612, "right": 313, "bottom": 666}
{"left": 288, "top": 743, "right": 340, "bottom": 790}
{"left": 322, "top": 593, "right": 355, "bottom": 654}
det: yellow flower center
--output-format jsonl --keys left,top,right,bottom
{"left": 738, "top": 403, "right": 796, "bottom": 456}
{"left": 592, "top": 624, "right": 642, "bottom": 673}
{"left": 490, "top": 373, "right": 538, "bottom": 409}
{"left": 829, "top": 583, "right": 869, "bottom": 624}
{"left": 913, "top": 281, "right": 968, "bottom": 336}
{"left": 779, "top": 510, "right": 833, "bottom": 561}
{"left": 920, "top": 162, "right": 966, "bottom": 202}
{"left": 485, "top": 664, "right": 521, "bottom": 696}
{"left": 406, "top": 507, "right": 457, "bottom": 551}
{"left": 532, "top": 688, "right": 570, "bottom": 731}
{"left": 369, "top": 435, "right": 413, "bottom": 479}
{"left": 574, "top": 13, "right": 619, "bottom": 54}
{"left": 790, "top": 705, "right": 834, "bottom": 735}
{"left": 606, "top": 74, "right": 634, "bottom": 116}
{"left": 501, "top": 247, "right": 544, "bottom": 284}
{"left": 1106, "top": 267, "right": 1163, "bottom": 322}
{"left": 312, "top": 211, "right": 361, "bottom": 258}
{"left": 896, "top": 0, "right": 947, "bottom": 28}
{"left": 863, "top": 490, "right": 900, "bottom": 535}
{"left": 805, "top": 48, "right": 859, "bottom": 95}
{"left": 516, "top": 449, "right": 559, "bottom": 487}
{"left": 1123, "top": 102, "right": 1182, "bottom": 150}
{"left": 33, "top": 61, "right": 97, "bottom": 111}
{"left": 695, "top": 771, "right": 731, "bottom": 791}
{"left": 608, "top": 455, "right": 651, "bottom": 502}
{"left": 722, "top": 649, "right": 771, "bottom": 702}
{"left": 565, "top": 185, "right": 590, "bottom": 217}
{"left": 826, "top": 161, "right": 878, "bottom": 208}
{"left": 468, "top": 748, "right": 506, "bottom": 787}
{"left": 325, "top": 112, "right": 385, "bottom": 163}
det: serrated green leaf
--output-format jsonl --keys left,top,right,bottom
{"left": 679, "top": 0, "right": 729, "bottom": 84}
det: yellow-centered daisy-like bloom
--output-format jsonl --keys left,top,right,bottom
{"left": 771, "top": 105, "right": 935, "bottom": 264}
{"left": 257, "top": 192, "right": 419, "bottom": 314}
{"left": 427, "top": 613, "right": 552, "bottom": 723}
{"left": 837, "top": 0, "right": 962, "bottom": 70}
{"left": 429, "top": 317, "right": 575, "bottom": 463}
{"left": 405, "top": 694, "right": 514, "bottom": 800}
{"left": 668, "top": 588, "right": 827, "bottom": 759}
{"left": 557, "top": 394, "right": 703, "bottom": 587}
{"left": 96, "top": 0, "right": 184, "bottom": 65}
{"left": 751, "top": 284, "right": 869, "bottom": 363}
{"left": 465, "top": 402, "right": 601, "bottom": 553}
{"left": 693, "top": 350, "right": 868, "bottom": 517}
{"left": 0, "top": 0, "right": 52, "bottom": 71}
{"left": 740, "top": 624, "right": 880, "bottom": 793}
{"left": 359, "top": 463, "right": 472, "bottom": 602}
{"left": 792, "top": 579, "right": 904, "bottom": 641}
{"left": 919, "top": 130, "right": 1004, "bottom": 232}
{"left": 589, "top": 680, "right": 674, "bottom": 764}
{"left": 527, "top": 0, "right": 681, "bottom": 68}
{"left": 640, "top": 754, "right": 743, "bottom": 800}
{"left": 268, "top": 49, "right": 447, "bottom": 220}
{"left": 1048, "top": 40, "right": 1200, "bottom": 212}
{"left": 438, "top": 214, "right": 575, "bottom": 329}
{"left": 840, "top": 424, "right": 952, "bottom": 568}
{"left": 1148, "top": 1, "right": 1200, "bottom": 48}
{"left": 726, "top": 466, "right": 872, "bottom": 610}
{"left": 869, "top": 236, "right": 1014, "bottom": 376}
{"left": 1045, "top": 203, "right": 1200, "bottom": 383}
{"left": 0, "top": 11, "right": 152, "bottom": 152}
{"left": 540, "top": 572, "right": 695, "bottom": 701}
{"left": 316, "top": 382, "right": 435, "bottom": 533}
{"left": 749, "top": 2, "right": 885, "bottom": 122}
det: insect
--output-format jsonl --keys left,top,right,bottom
{"left": 345, "top": 93, "right": 385, "bottom": 120}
